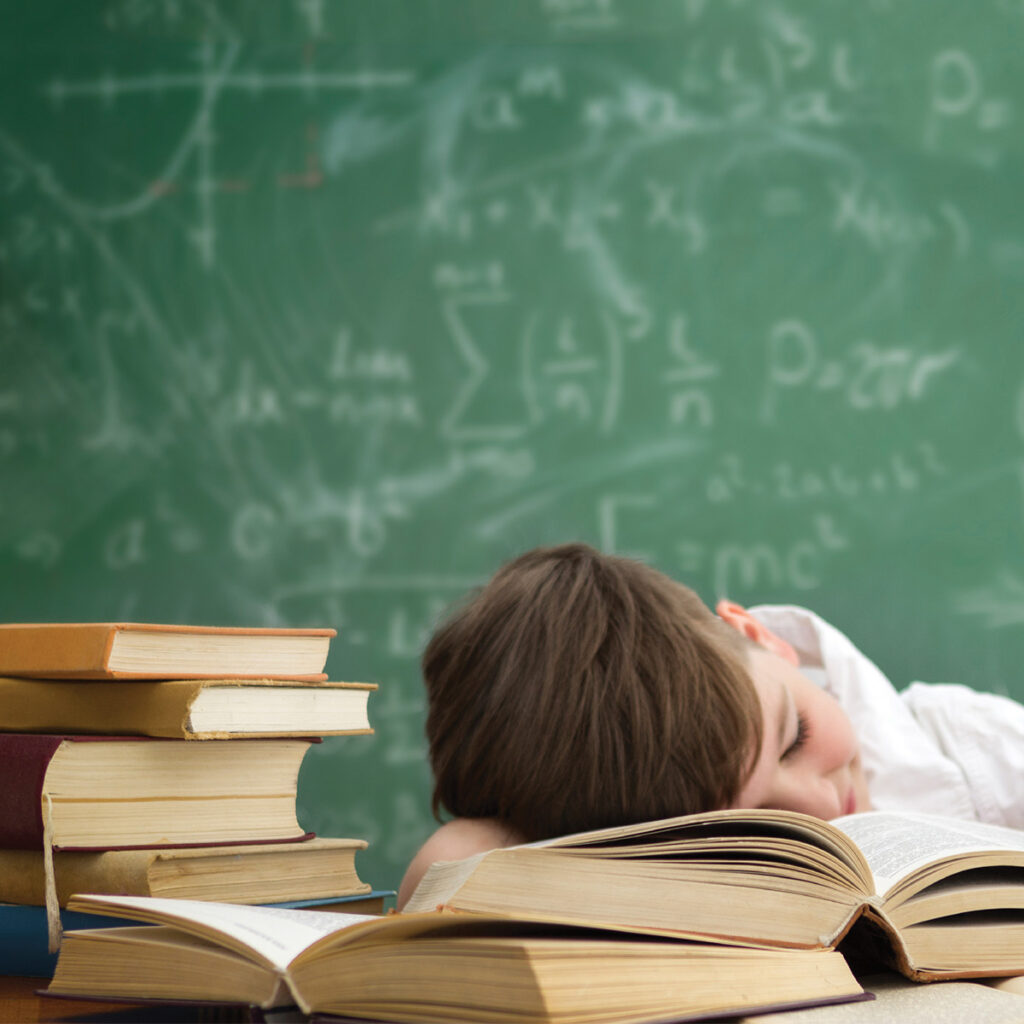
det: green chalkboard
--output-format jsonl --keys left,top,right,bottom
{"left": 2, "top": 1, "right": 1024, "bottom": 892}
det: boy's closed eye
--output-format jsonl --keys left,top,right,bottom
{"left": 783, "top": 713, "right": 810, "bottom": 760}
{"left": 777, "top": 684, "right": 808, "bottom": 761}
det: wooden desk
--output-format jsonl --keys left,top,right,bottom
{"left": 0, "top": 976, "right": 247, "bottom": 1023}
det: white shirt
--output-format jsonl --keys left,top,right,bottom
{"left": 750, "top": 605, "right": 1024, "bottom": 829}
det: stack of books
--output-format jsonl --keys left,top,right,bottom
{"left": 0, "top": 621, "right": 383, "bottom": 977}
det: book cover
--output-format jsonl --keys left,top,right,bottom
{"left": 0, "top": 838, "right": 375, "bottom": 907}
{"left": 0, "top": 676, "right": 375, "bottom": 738}
{"left": 0, "top": 623, "right": 336, "bottom": 680}
{"left": 0, "top": 734, "right": 315, "bottom": 849}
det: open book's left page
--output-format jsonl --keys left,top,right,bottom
{"left": 69, "top": 895, "right": 375, "bottom": 970}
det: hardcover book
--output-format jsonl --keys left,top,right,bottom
{"left": 0, "top": 733, "right": 315, "bottom": 849}
{"left": 405, "top": 808, "right": 1024, "bottom": 981}
{"left": 0, "top": 676, "right": 375, "bottom": 738}
{"left": 0, "top": 622, "right": 335, "bottom": 680}
{"left": 46, "top": 896, "right": 867, "bottom": 1022}
{"left": 0, "top": 838, "right": 370, "bottom": 906}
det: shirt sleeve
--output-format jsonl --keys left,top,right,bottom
{"left": 901, "top": 682, "right": 1024, "bottom": 830}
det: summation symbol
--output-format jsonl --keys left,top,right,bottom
{"left": 440, "top": 291, "right": 527, "bottom": 441}
{"left": 439, "top": 291, "right": 625, "bottom": 441}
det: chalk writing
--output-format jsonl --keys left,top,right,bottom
{"left": 220, "top": 362, "right": 286, "bottom": 428}
{"left": 929, "top": 50, "right": 1011, "bottom": 128}
{"left": 680, "top": 515, "right": 850, "bottom": 597}
{"left": 386, "top": 597, "right": 453, "bottom": 658}
{"left": 541, "top": 0, "right": 619, "bottom": 32}
{"left": 104, "top": 518, "right": 147, "bottom": 571}
{"left": 41, "top": 33, "right": 414, "bottom": 266}
{"left": 762, "top": 320, "right": 962, "bottom": 419}
{"left": 598, "top": 493, "right": 657, "bottom": 563}
{"left": 832, "top": 178, "right": 970, "bottom": 253}
{"left": 524, "top": 309, "right": 624, "bottom": 431}
{"left": 15, "top": 532, "right": 61, "bottom": 568}
{"left": 665, "top": 313, "right": 719, "bottom": 429}
{"left": 956, "top": 571, "right": 1024, "bottom": 629}
{"left": 440, "top": 291, "right": 527, "bottom": 439}
{"left": 704, "top": 445, "right": 947, "bottom": 505}
{"left": 373, "top": 686, "right": 427, "bottom": 766}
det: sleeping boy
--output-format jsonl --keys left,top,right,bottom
{"left": 398, "top": 543, "right": 1024, "bottom": 907}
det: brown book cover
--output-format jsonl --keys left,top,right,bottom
{"left": 0, "top": 677, "right": 375, "bottom": 739}
{"left": 0, "top": 623, "right": 336, "bottom": 680}
{"left": 1, "top": 734, "right": 64, "bottom": 849}
{"left": 0, "top": 734, "right": 316, "bottom": 850}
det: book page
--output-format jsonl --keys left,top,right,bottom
{"left": 67, "top": 894, "right": 374, "bottom": 970}
{"left": 833, "top": 813, "right": 1024, "bottom": 896}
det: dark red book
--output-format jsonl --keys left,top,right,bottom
{"left": 0, "top": 734, "right": 316, "bottom": 850}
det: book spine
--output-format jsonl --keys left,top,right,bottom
{"left": 0, "top": 625, "right": 112, "bottom": 677}
{"left": 0, "top": 679, "right": 194, "bottom": 739}
{"left": 0, "top": 906, "right": 127, "bottom": 977}
{"left": 0, "top": 849, "right": 156, "bottom": 905}
{"left": 0, "top": 735, "right": 62, "bottom": 848}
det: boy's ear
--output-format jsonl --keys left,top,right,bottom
{"left": 715, "top": 600, "right": 800, "bottom": 666}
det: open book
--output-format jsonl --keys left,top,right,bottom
{"left": 46, "top": 895, "right": 866, "bottom": 1022}
{"left": 405, "top": 809, "right": 1024, "bottom": 982}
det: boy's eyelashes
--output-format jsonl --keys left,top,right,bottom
{"left": 782, "top": 713, "right": 810, "bottom": 761}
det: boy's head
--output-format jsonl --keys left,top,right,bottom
{"left": 422, "top": 543, "right": 765, "bottom": 841}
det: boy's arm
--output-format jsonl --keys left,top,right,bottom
{"left": 900, "top": 682, "right": 1024, "bottom": 830}
{"left": 397, "top": 818, "right": 524, "bottom": 910}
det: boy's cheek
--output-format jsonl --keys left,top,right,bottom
{"left": 851, "top": 756, "right": 872, "bottom": 812}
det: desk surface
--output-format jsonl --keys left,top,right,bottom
{"left": 7, "top": 971, "right": 1024, "bottom": 1024}
{"left": 0, "top": 976, "right": 247, "bottom": 1023}
{"left": 3, "top": 976, "right": 127, "bottom": 1022}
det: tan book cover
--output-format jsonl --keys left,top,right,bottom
{"left": 0, "top": 838, "right": 370, "bottom": 906}
{"left": 0, "top": 676, "right": 375, "bottom": 738}
{"left": 0, "top": 623, "right": 336, "bottom": 680}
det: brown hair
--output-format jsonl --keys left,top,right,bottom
{"left": 423, "top": 543, "right": 762, "bottom": 841}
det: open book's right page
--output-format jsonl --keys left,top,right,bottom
{"left": 832, "top": 812, "right": 1024, "bottom": 897}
